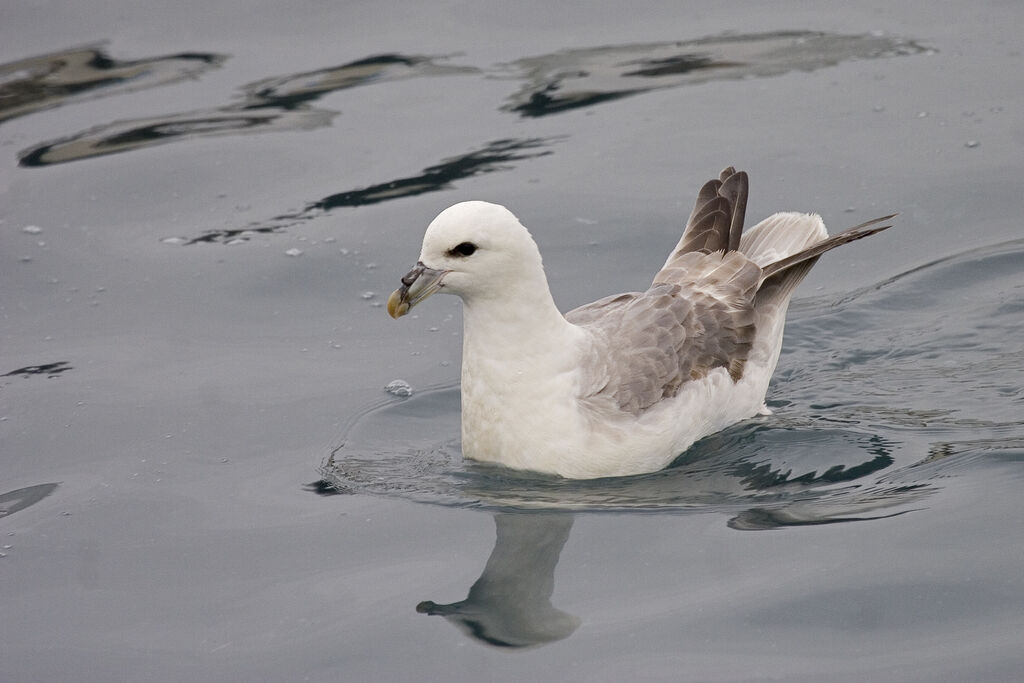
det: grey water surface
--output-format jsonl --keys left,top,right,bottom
{"left": 2, "top": 2, "right": 1023, "bottom": 681}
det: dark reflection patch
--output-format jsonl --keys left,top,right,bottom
{"left": 0, "top": 44, "right": 225, "bottom": 124}
{"left": 0, "top": 483, "right": 59, "bottom": 519}
{"left": 308, "top": 137, "right": 555, "bottom": 210}
{"left": 183, "top": 137, "right": 557, "bottom": 244}
{"left": 3, "top": 361, "right": 72, "bottom": 379}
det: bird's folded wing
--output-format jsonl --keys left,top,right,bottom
{"left": 567, "top": 273, "right": 756, "bottom": 415}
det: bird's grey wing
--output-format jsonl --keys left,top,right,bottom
{"left": 568, "top": 270, "right": 757, "bottom": 415}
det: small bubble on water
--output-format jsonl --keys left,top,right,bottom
{"left": 428, "top": 326, "right": 439, "bottom": 332}
{"left": 365, "top": 263, "right": 377, "bottom": 270}
{"left": 872, "top": 105, "right": 885, "bottom": 112}
{"left": 22, "top": 225, "right": 42, "bottom": 234}
{"left": 965, "top": 140, "right": 980, "bottom": 148}
{"left": 339, "top": 248, "right": 350, "bottom": 255}
{"left": 161, "top": 237, "right": 186, "bottom": 245}
{"left": 285, "top": 248, "right": 303, "bottom": 257}
{"left": 19, "top": 255, "right": 32, "bottom": 263}
{"left": 370, "top": 302, "right": 382, "bottom": 308}
{"left": 360, "top": 291, "right": 375, "bottom": 300}
{"left": 385, "top": 379, "right": 413, "bottom": 397}
{"left": 843, "top": 206, "right": 856, "bottom": 213}
{"left": 917, "top": 111, "right": 928, "bottom": 118}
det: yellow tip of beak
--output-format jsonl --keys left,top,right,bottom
{"left": 387, "top": 289, "right": 409, "bottom": 319}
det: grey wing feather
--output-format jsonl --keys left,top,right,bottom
{"left": 568, "top": 263, "right": 758, "bottom": 415}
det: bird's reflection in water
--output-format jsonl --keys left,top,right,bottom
{"left": 410, "top": 478, "right": 932, "bottom": 650}
{"left": 417, "top": 513, "right": 580, "bottom": 649}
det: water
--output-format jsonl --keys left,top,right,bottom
{"left": 2, "top": 2, "right": 1023, "bottom": 681}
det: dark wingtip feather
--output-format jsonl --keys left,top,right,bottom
{"left": 676, "top": 166, "right": 749, "bottom": 256}
{"left": 718, "top": 170, "right": 748, "bottom": 252}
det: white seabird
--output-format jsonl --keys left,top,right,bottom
{"left": 387, "top": 167, "right": 892, "bottom": 479}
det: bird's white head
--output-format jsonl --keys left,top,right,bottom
{"left": 387, "top": 201, "right": 544, "bottom": 317}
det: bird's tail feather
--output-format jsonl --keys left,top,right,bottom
{"left": 753, "top": 214, "right": 895, "bottom": 307}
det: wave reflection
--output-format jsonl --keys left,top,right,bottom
{"left": 3, "top": 361, "right": 73, "bottom": 379}
{"left": 498, "top": 31, "right": 927, "bottom": 117}
{"left": 17, "top": 53, "right": 476, "bottom": 167}
{"left": 184, "top": 136, "right": 558, "bottom": 244}
{"left": 8, "top": 32, "right": 928, "bottom": 243}
{"left": 0, "top": 44, "right": 225, "bottom": 124}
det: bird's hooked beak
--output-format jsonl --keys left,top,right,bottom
{"left": 387, "top": 262, "right": 449, "bottom": 319}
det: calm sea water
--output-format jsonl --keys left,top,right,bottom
{"left": 2, "top": 2, "right": 1022, "bottom": 681}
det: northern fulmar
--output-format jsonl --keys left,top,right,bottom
{"left": 387, "top": 167, "right": 892, "bottom": 479}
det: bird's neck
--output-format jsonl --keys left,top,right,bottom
{"left": 460, "top": 273, "right": 580, "bottom": 368}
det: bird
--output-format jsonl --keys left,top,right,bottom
{"left": 386, "top": 167, "right": 892, "bottom": 479}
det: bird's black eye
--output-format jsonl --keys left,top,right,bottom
{"left": 448, "top": 241, "right": 477, "bottom": 257}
